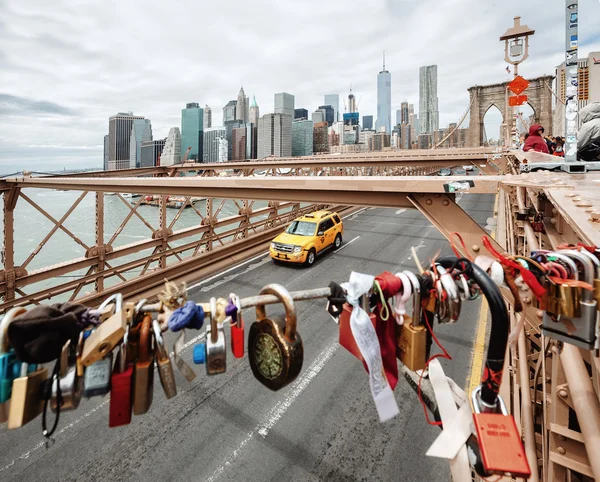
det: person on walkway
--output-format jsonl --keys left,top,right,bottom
{"left": 523, "top": 124, "right": 549, "bottom": 153}
{"left": 553, "top": 136, "right": 565, "bottom": 157}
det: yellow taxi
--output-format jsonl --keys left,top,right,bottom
{"left": 270, "top": 210, "right": 343, "bottom": 266}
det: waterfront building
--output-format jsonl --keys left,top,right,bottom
{"left": 418, "top": 133, "right": 433, "bottom": 149}
{"left": 161, "top": 127, "right": 182, "bottom": 165}
{"left": 400, "top": 123, "right": 412, "bottom": 150}
{"left": 369, "top": 132, "right": 391, "bottom": 151}
{"left": 294, "top": 108, "right": 308, "bottom": 120}
{"left": 318, "top": 105, "right": 334, "bottom": 126}
{"left": 362, "top": 115, "right": 373, "bottom": 130}
{"left": 419, "top": 65, "right": 439, "bottom": 134}
{"left": 224, "top": 119, "right": 244, "bottom": 160}
{"left": 324, "top": 94, "right": 340, "bottom": 122}
{"left": 376, "top": 53, "right": 392, "bottom": 134}
{"left": 245, "top": 123, "right": 258, "bottom": 159}
{"left": 313, "top": 121, "right": 329, "bottom": 153}
{"left": 359, "top": 128, "right": 375, "bottom": 146}
{"left": 292, "top": 119, "right": 313, "bottom": 156}
{"left": 140, "top": 138, "right": 165, "bottom": 167}
{"left": 274, "top": 92, "right": 294, "bottom": 118}
{"left": 181, "top": 103, "right": 204, "bottom": 161}
{"left": 204, "top": 105, "right": 212, "bottom": 129}
{"left": 108, "top": 112, "right": 145, "bottom": 170}
{"left": 400, "top": 101, "right": 409, "bottom": 125}
{"left": 223, "top": 100, "right": 237, "bottom": 123}
{"left": 103, "top": 135, "right": 109, "bottom": 171}
{"left": 217, "top": 137, "right": 228, "bottom": 162}
{"left": 257, "top": 113, "right": 292, "bottom": 158}
{"left": 203, "top": 127, "right": 226, "bottom": 163}
{"left": 236, "top": 87, "right": 249, "bottom": 123}
{"left": 232, "top": 127, "right": 246, "bottom": 160}
{"left": 312, "top": 110, "right": 325, "bottom": 124}
{"left": 129, "top": 118, "right": 153, "bottom": 168}
{"left": 249, "top": 96, "right": 260, "bottom": 125}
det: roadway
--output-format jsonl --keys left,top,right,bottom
{"left": 0, "top": 193, "right": 495, "bottom": 482}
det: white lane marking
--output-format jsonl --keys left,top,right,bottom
{"left": 198, "top": 257, "right": 271, "bottom": 292}
{"left": 344, "top": 207, "right": 367, "bottom": 221}
{"left": 206, "top": 341, "right": 339, "bottom": 482}
{"left": 395, "top": 209, "right": 407, "bottom": 215}
{"left": 333, "top": 236, "right": 360, "bottom": 253}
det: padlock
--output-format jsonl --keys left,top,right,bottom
{"left": 248, "top": 284, "right": 303, "bottom": 391}
{"left": 109, "top": 325, "right": 134, "bottom": 427}
{"left": 530, "top": 213, "right": 545, "bottom": 233}
{"left": 153, "top": 319, "right": 177, "bottom": 399}
{"left": 543, "top": 250, "right": 598, "bottom": 349}
{"left": 81, "top": 293, "right": 127, "bottom": 367}
{"left": 396, "top": 272, "right": 427, "bottom": 372}
{"left": 230, "top": 294, "right": 245, "bottom": 359}
{"left": 83, "top": 351, "right": 113, "bottom": 398}
{"left": 545, "top": 277, "right": 580, "bottom": 318}
{"left": 0, "top": 307, "right": 29, "bottom": 422}
{"left": 338, "top": 295, "right": 376, "bottom": 364}
{"left": 471, "top": 385, "right": 531, "bottom": 478}
{"left": 435, "top": 265, "right": 461, "bottom": 323}
{"left": 7, "top": 363, "right": 48, "bottom": 429}
{"left": 206, "top": 297, "right": 226, "bottom": 375}
{"left": 133, "top": 314, "right": 154, "bottom": 415}
{"left": 50, "top": 339, "right": 83, "bottom": 411}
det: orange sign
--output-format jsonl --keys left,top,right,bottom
{"left": 508, "top": 76, "right": 529, "bottom": 95}
{"left": 509, "top": 95, "right": 528, "bottom": 107}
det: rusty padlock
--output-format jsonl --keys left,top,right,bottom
{"left": 248, "top": 284, "right": 303, "bottom": 391}
{"left": 133, "top": 314, "right": 154, "bottom": 415}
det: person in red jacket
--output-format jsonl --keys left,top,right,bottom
{"left": 523, "top": 124, "right": 549, "bottom": 153}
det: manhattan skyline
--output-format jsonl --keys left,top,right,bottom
{"left": 1, "top": 1, "right": 600, "bottom": 172}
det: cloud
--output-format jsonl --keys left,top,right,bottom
{"left": 0, "top": 0, "right": 599, "bottom": 171}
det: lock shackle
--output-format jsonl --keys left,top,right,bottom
{"left": 403, "top": 270, "right": 422, "bottom": 327}
{"left": 435, "top": 257, "right": 508, "bottom": 408}
{"left": 577, "top": 249, "right": 600, "bottom": 278}
{"left": 139, "top": 315, "right": 153, "bottom": 363}
{"left": 560, "top": 250, "right": 595, "bottom": 299}
{"left": 98, "top": 293, "right": 123, "bottom": 315}
{"left": 471, "top": 385, "right": 508, "bottom": 415}
{"left": 152, "top": 319, "right": 168, "bottom": 359}
{"left": 255, "top": 284, "right": 297, "bottom": 341}
{"left": 0, "top": 306, "right": 27, "bottom": 353}
{"left": 210, "top": 297, "right": 218, "bottom": 344}
{"left": 534, "top": 251, "right": 579, "bottom": 279}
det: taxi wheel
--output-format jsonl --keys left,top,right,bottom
{"left": 305, "top": 249, "right": 316, "bottom": 267}
{"left": 334, "top": 234, "right": 342, "bottom": 249}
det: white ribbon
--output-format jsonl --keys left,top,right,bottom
{"left": 341, "top": 271, "right": 399, "bottom": 423}
{"left": 392, "top": 272, "right": 412, "bottom": 325}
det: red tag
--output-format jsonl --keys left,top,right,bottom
{"left": 231, "top": 317, "right": 245, "bottom": 359}
{"left": 109, "top": 364, "right": 134, "bottom": 428}
{"left": 473, "top": 413, "right": 531, "bottom": 478}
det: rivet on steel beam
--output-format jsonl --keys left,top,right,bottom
{"left": 557, "top": 435, "right": 567, "bottom": 442}
{"left": 551, "top": 217, "right": 557, "bottom": 225}
{"left": 434, "top": 194, "right": 441, "bottom": 198}
{"left": 536, "top": 310, "right": 544, "bottom": 318}
{"left": 557, "top": 447, "right": 566, "bottom": 455}
{"left": 565, "top": 192, "right": 577, "bottom": 198}
{"left": 552, "top": 208, "right": 557, "bottom": 215}
{"left": 425, "top": 199, "right": 433, "bottom": 205}
{"left": 442, "top": 199, "right": 449, "bottom": 206}
{"left": 576, "top": 200, "right": 592, "bottom": 208}
{"left": 472, "top": 244, "right": 480, "bottom": 252}
{"left": 559, "top": 389, "right": 568, "bottom": 398}
{"left": 590, "top": 211, "right": 600, "bottom": 223}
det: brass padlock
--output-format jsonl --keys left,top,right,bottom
{"left": 7, "top": 363, "right": 48, "bottom": 429}
{"left": 248, "top": 284, "right": 303, "bottom": 391}
{"left": 133, "top": 314, "right": 154, "bottom": 415}
{"left": 396, "top": 272, "right": 427, "bottom": 372}
{"left": 206, "top": 297, "right": 226, "bottom": 375}
{"left": 51, "top": 339, "right": 83, "bottom": 411}
{"left": 0, "top": 307, "right": 28, "bottom": 423}
{"left": 152, "top": 319, "right": 177, "bottom": 399}
{"left": 546, "top": 277, "right": 580, "bottom": 318}
{"left": 82, "top": 294, "right": 127, "bottom": 367}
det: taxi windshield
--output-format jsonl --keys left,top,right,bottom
{"left": 286, "top": 220, "right": 316, "bottom": 236}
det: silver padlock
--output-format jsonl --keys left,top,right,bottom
{"left": 543, "top": 250, "right": 598, "bottom": 349}
{"left": 206, "top": 297, "right": 226, "bottom": 375}
{"left": 51, "top": 338, "right": 83, "bottom": 411}
{"left": 83, "top": 351, "right": 113, "bottom": 398}
{"left": 435, "top": 265, "right": 461, "bottom": 323}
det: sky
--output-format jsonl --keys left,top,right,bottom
{"left": 1, "top": 0, "right": 599, "bottom": 173}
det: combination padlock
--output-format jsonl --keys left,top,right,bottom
{"left": 109, "top": 325, "right": 134, "bottom": 427}
{"left": 51, "top": 339, "right": 83, "bottom": 411}
{"left": 248, "top": 284, "right": 303, "bottom": 391}
{"left": 81, "top": 293, "right": 127, "bottom": 367}
{"left": 206, "top": 297, "right": 226, "bottom": 375}
{"left": 133, "top": 314, "right": 154, "bottom": 415}
{"left": 83, "top": 351, "right": 113, "bottom": 398}
{"left": 153, "top": 319, "right": 177, "bottom": 399}
{"left": 230, "top": 294, "right": 245, "bottom": 359}
{"left": 396, "top": 271, "right": 427, "bottom": 372}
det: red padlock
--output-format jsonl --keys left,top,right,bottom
{"left": 230, "top": 295, "right": 245, "bottom": 359}
{"left": 109, "top": 329, "right": 133, "bottom": 428}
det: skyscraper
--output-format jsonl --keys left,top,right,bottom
{"left": 294, "top": 108, "right": 308, "bottom": 120}
{"left": 318, "top": 105, "right": 334, "bottom": 126}
{"left": 103, "top": 135, "right": 109, "bottom": 171}
{"left": 140, "top": 138, "right": 165, "bottom": 168}
{"left": 313, "top": 122, "right": 329, "bottom": 153}
{"left": 292, "top": 119, "right": 313, "bottom": 157}
{"left": 419, "top": 65, "right": 439, "bottom": 134}
{"left": 245, "top": 123, "right": 258, "bottom": 160}
{"left": 312, "top": 110, "right": 325, "bottom": 124}
{"left": 324, "top": 94, "right": 340, "bottom": 122}
{"left": 181, "top": 103, "right": 204, "bottom": 161}
{"left": 204, "top": 105, "right": 212, "bottom": 129}
{"left": 224, "top": 119, "right": 244, "bottom": 160}
{"left": 236, "top": 87, "right": 249, "bottom": 123}
{"left": 348, "top": 91, "right": 357, "bottom": 113}
{"left": 395, "top": 110, "right": 402, "bottom": 126}
{"left": 161, "top": 128, "right": 182, "bottom": 165}
{"left": 203, "top": 127, "right": 226, "bottom": 163}
{"left": 376, "top": 52, "right": 392, "bottom": 134}
{"left": 401, "top": 101, "right": 409, "bottom": 125}
{"left": 223, "top": 100, "right": 237, "bottom": 123}
{"left": 232, "top": 127, "right": 246, "bottom": 160}
{"left": 362, "top": 115, "right": 373, "bottom": 130}
{"left": 108, "top": 112, "right": 145, "bottom": 170}
{"left": 129, "top": 118, "right": 153, "bottom": 168}
{"left": 274, "top": 92, "right": 294, "bottom": 117}
{"left": 249, "top": 96, "right": 260, "bottom": 125}
{"left": 257, "top": 113, "right": 292, "bottom": 158}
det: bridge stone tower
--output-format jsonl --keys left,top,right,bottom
{"left": 467, "top": 75, "right": 554, "bottom": 147}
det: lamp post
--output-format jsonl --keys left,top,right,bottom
{"left": 500, "top": 17, "right": 535, "bottom": 147}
